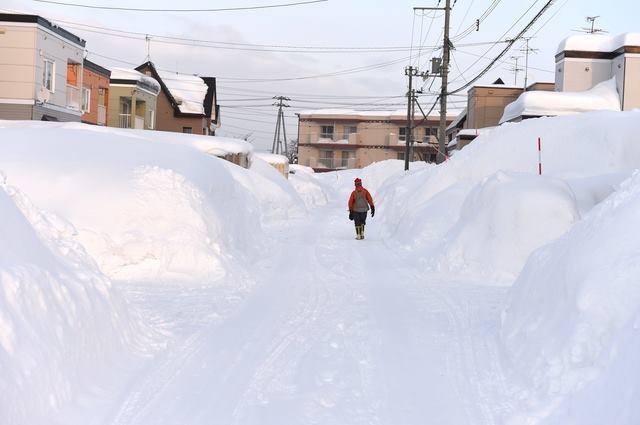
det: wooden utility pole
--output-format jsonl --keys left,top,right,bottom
{"left": 272, "top": 96, "right": 290, "bottom": 156}
{"left": 404, "top": 66, "right": 416, "bottom": 171}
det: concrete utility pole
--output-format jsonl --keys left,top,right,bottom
{"left": 437, "top": 0, "right": 451, "bottom": 164}
{"left": 509, "top": 55, "right": 523, "bottom": 86}
{"left": 416, "top": 1, "right": 451, "bottom": 164}
{"left": 272, "top": 96, "right": 290, "bottom": 156}
{"left": 404, "top": 66, "right": 424, "bottom": 171}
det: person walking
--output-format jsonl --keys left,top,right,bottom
{"left": 348, "top": 177, "right": 375, "bottom": 240}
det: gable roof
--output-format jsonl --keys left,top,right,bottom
{"left": 135, "top": 61, "right": 215, "bottom": 118}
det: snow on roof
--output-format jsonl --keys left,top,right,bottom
{"left": 557, "top": 32, "right": 640, "bottom": 54}
{"left": 298, "top": 109, "right": 451, "bottom": 121}
{"left": 253, "top": 152, "right": 289, "bottom": 165}
{"left": 158, "top": 71, "right": 208, "bottom": 115}
{"left": 110, "top": 67, "right": 160, "bottom": 94}
{"left": 187, "top": 136, "right": 253, "bottom": 157}
{"left": 500, "top": 77, "right": 621, "bottom": 124}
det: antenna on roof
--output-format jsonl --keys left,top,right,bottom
{"left": 572, "top": 16, "right": 608, "bottom": 34}
{"left": 145, "top": 34, "right": 152, "bottom": 61}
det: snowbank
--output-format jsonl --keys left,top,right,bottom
{"left": 502, "top": 170, "right": 640, "bottom": 425}
{"left": 0, "top": 121, "right": 300, "bottom": 282}
{"left": 377, "top": 110, "right": 640, "bottom": 281}
{"left": 0, "top": 179, "right": 145, "bottom": 425}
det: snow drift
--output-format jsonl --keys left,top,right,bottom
{"left": 0, "top": 178, "right": 145, "bottom": 425}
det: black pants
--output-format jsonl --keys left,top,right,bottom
{"left": 353, "top": 211, "right": 367, "bottom": 226}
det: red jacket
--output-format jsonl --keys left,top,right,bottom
{"left": 348, "top": 187, "right": 374, "bottom": 212}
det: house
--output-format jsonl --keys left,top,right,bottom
{"left": 501, "top": 33, "right": 640, "bottom": 123}
{"left": 135, "top": 61, "right": 219, "bottom": 135}
{"left": 0, "top": 13, "right": 85, "bottom": 122}
{"left": 447, "top": 79, "right": 554, "bottom": 150}
{"left": 555, "top": 33, "right": 640, "bottom": 110}
{"left": 81, "top": 59, "right": 110, "bottom": 126}
{"left": 107, "top": 68, "right": 160, "bottom": 130}
{"left": 297, "top": 109, "right": 453, "bottom": 171}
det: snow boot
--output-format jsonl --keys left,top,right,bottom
{"left": 355, "top": 224, "right": 361, "bottom": 240}
{"left": 355, "top": 224, "right": 364, "bottom": 240}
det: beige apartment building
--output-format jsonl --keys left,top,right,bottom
{"left": 297, "top": 110, "right": 452, "bottom": 171}
{"left": 0, "top": 13, "right": 85, "bottom": 122}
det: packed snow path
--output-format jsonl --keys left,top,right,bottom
{"left": 95, "top": 202, "right": 516, "bottom": 425}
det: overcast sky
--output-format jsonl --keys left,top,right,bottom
{"left": 1, "top": 0, "right": 637, "bottom": 151}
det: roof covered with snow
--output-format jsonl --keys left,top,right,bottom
{"left": 556, "top": 32, "right": 640, "bottom": 54}
{"left": 500, "top": 77, "right": 621, "bottom": 124}
{"left": 110, "top": 67, "right": 161, "bottom": 95}
{"left": 157, "top": 71, "right": 208, "bottom": 115}
{"left": 253, "top": 152, "right": 289, "bottom": 165}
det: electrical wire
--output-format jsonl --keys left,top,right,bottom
{"left": 33, "top": 0, "right": 328, "bottom": 12}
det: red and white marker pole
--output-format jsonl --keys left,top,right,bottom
{"left": 537, "top": 137, "right": 542, "bottom": 175}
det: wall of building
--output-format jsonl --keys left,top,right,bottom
{"left": 154, "top": 92, "right": 208, "bottom": 134}
{"left": 556, "top": 58, "right": 612, "bottom": 92}
{"left": 0, "top": 103, "right": 32, "bottom": 119}
{"left": 0, "top": 23, "right": 37, "bottom": 101}
{"left": 622, "top": 56, "right": 640, "bottom": 110}
{"left": 81, "top": 69, "right": 109, "bottom": 125}
{"left": 468, "top": 87, "right": 522, "bottom": 129}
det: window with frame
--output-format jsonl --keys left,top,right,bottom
{"left": 43, "top": 59, "right": 55, "bottom": 91}
{"left": 182, "top": 127, "right": 193, "bottom": 134}
{"left": 81, "top": 87, "right": 91, "bottom": 112}
{"left": 342, "top": 125, "right": 357, "bottom": 139}
{"left": 340, "top": 150, "right": 355, "bottom": 168}
{"left": 319, "top": 149, "right": 334, "bottom": 168}
{"left": 424, "top": 126, "right": 438, "bottom": 143}
{"left": 320, "top": 125, "right": 334, "bottom": 140}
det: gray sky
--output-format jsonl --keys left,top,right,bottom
{"left": 2, "top": 0, "right": 638, "bottom": 151}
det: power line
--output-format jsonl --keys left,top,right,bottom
{"left": 33, "top": 0, "right": 328, "bottom": 12}
{"left": 448, "top": 0, "right": 555, "bottom": 95}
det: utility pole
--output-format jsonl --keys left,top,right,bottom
{"left": 413, "top": 0, "right": 451, "bottom": 165}
{"left": 438, "top": 0, "right": 451, "bottom": 164}
{"left": 272, "top": 96, "right": 290, "bottom": 156}
{"left": 509, "top": 55, "right": 523, "bottom": 86}
{"left": 520, "top": 37, "right": 538, "bottom": 89}
{"left": 404, "top": 66, "right": 423, "bottom": 171}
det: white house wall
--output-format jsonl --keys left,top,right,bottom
{"left": 557, "top": 58, "right": 612, "bottom": 92}
{"left": 35, "top": 24, "right": 84, "bottom": 114}
{"left": 622, "top": 55, "right": 640, "bottom": 110}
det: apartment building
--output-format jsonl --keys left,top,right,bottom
{"left": 297, "top": 110, "right": 452, "bottom": 171}
{"left": 0, "top": 13, "right": 85, "bottom": 122}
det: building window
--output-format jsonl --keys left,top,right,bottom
{"left": 319, "top": 149, "right": 334, "bottom": 168}
{"left": 424, "top": 127, "right": 438, "bottom": 143}
{"left": 397, "top": 151, "right": 405, "bottom": 161}
{"left": 320, "top": 125, "right": 334, "bottom": 140}
{"left": 429, "top": 153, "right": 437, "bottom": 162}
{"left": 340, "top": 151, "right": 355, "bottom": 168}
{"left": 67, "top": 63, "right": 79, "bottom": 87}
{"left": 399, "top": 127, "right": 408, "bottom": 142}
{"left": 342, "top": 125, "right": 357, "bottom": 139}
{"left": 81, "top": 87, "right": 90, "bottom": 112}
{"left": 182, "top": 127, "right": 192, "bottom": 133}
{"left": 43, "top": 59, "right": 55, "bottom": 91}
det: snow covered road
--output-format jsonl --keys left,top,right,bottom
{"left": 88, "top": 202, "right": 517, "bottom": 425}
